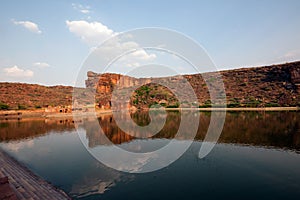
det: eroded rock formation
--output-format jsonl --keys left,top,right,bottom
{"left": 86, "top": 61, "right": 300, "bottom": 108}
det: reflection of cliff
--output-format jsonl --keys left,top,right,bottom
{"left": 0, "top": 119, "right": 75, "bottom": 142}
{"left": 1, "top": 112, "right": 299, "bottom": 151}
{"left": 217, "top": 112, "right": 300, "bottom": 149}
{"left": 82, "top": 116, "right": 134, "bottom": 147}
{"left": 82, "top": 111, "right": 300, "bottom": 151}
{"left": 82, "top": 112, "right": 182, "bottom": 147}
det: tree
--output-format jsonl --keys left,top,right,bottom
{"left": 0, "top": 102, "right": 9, "bottom": 110}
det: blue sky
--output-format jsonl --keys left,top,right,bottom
{"left": 0, "top": 0, "right": 300, "bottom": 86}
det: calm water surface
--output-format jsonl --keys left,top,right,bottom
{"left": 0, "top": 111, "right": 300, "bottom": 199}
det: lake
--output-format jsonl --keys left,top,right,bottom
{"left": 1, "top": 111, "right": 300, "bottom": 199}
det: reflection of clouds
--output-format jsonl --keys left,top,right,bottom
{"left": 123, "top": 142, "right": 141, "bottom": 152}
{"left": 71, "top": 179, "right": 115, "bottom": 198}
{"left": 70, "top": 162, "right": 135, "bottom": 198}
{"left": 3, "top": 139, "right": 34, "bottom": 152}
{"left": 115, "top": 153, "right": 158, "bottom": 173}
{"left": 88, "top": 140, "right": 191, "bottom": 173}
{"left": 119, "top": 139, "right": 169, "bottom": 153}
{"left": 78, "top": 111, "right": 199, "bottom": 173}
{"left": 89, "top": 145, "right": 157, "bottom": 173}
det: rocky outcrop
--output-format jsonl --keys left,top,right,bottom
{"left": 86, "top": 72, "right": 152, "bottom": 93}
{"left": 0, "top": 61, "right": 299, "bottom": 110}
{"left": 86, "top": 61, "right": 300, "bottom": 108}
{"left": 290, "top": 63, "right": 300, "bottom": 91}
{"left": 86, "top": 72, "right": 154, "bottom": 109}
{"left": 290, "top": 65, "right": 300, "bottom": 84}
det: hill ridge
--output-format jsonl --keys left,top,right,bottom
{"left": 1, "top": 61, "right": 300, "bottom": 110}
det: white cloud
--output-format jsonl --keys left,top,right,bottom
{"left": 66, "top": 20, "right": 114, "bottom": 46}
{"left": 66, "top": 20, "right": 157, "bottom": 70}
{"left": 118, "top": 49, "right": 157, "bottom": 67}
{"left": 3, "top": 140, "right": 34, "bottom": 152}
{"left": 33, "top": 62, "right": 50, "bottom": 68}
{"left": 80, "top": 9, "right": 90, "bottom": 14}
{"left": 12, "top": 19, "right": 42, "bottom": 34}
{"left": 72, "top": 3, "right": 91, "bottom": 14}
{"left": 3, "top": 65, "right": 34, "bottom": 78}
{"left": 131, "top": 49, "right": 157, "bottom": 61}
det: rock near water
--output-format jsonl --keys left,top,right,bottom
{"left": 85, "top": 61, "right": 300, "bottom": 108}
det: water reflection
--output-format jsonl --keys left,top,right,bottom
{"left": 0, "top": 118, "right": 75, "bottom": 141}
{"left": 1, "top": 111, "right": 300, "bottom": 151}
{"left": 78, "top": 111, "right": 300, "bottom": 152}
{"left": 0, "top": 111, "right": 300, "bottom": 199}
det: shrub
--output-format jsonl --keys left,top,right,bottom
{"left": 204, "top": 100, "right": 212, "bottom": 104}
{"left": 160, "top": 103, "right": 167, "bottom": 107}
{"left": 227, "top": 102, "right": 241, "bottom": 108}
{"left": 133, "top": 99, "right": 139, "bottom": 105}
{"left": 199, "top": 104, "right": 211, "bottom": 108}
{"left": 149, "top": 102, "right": 160, "bottom": 108}
{"left": 18, "top": 104, "right": 27, "bottom": 110}
{"left": 166, "top": 103, "right": 180, "bottom": 108}
{"left": 228, "top": 98, "right": 241, "bottom": 108}
{"left": 244, "top": 98, "right": 261, "bottom": 107}
{"left": 198, "top": 100, "right": 212, "bottom": 108}
{"left": 265, "top": 102, "right": 280, "bottom": 107}
{"left": 0, "top": 102, "right": 9, "bottom": 110}
{"left": 141, "top": 85, "right": 150, "bottom": 91}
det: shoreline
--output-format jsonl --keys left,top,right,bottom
{"left": 0, "top": 107, "right": 299, "bottom": 119}
{"left": 0, "top": 148, "right": 71, "bottom": 199}
{"left": 165, "top": 107, "right": 300, "bottom": 111}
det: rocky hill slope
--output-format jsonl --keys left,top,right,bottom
{"left": 86, "top": 61, "right": 300, "bottom": 109}
{"left": 1, "top": 61, "right": 299, "bottom": 110}
{"left": 0, "top": 83, "right": 73, "bottom": 110}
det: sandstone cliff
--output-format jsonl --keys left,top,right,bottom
{"left": 1, "top": 61, "right": 299, "bottom": 110}
{"left": 86, "top": 61, "right": 300, "bottom": 108}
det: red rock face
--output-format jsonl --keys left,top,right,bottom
{"left": 86, "top": 61, "right": 300, "bottom": 108}
{"left": 86, "top": 72, "right": 154, "bottom": 109}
